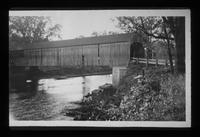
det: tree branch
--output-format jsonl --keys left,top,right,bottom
{"left": 139, "top": 17, "right": 174, "bottom": 40}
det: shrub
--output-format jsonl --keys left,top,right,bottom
{"left": 115, "top": 66, "right": 185, "bottom": 121}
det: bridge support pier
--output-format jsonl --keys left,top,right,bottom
{"left": 112, "top": 66, "right": 127, "bottom": 87}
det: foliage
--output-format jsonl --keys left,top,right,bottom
{"left": 91, "top": 30, "right": 120, "bottom": 37}
{"left": 9, "top": 16, "right": 62, "bottom": 45}
{"left": 114, "top": 16, "right": 186, "bottom": 74}
{"left": 66, "top": 84, "right": 121, "bottom": 120}
{"left": 117, "top": 66, "right": 185, "bottom": 121}
{"left": 114, "top": 16, "right": 175, "bottom": 74}
{"left": 115, "top": 16, "right": 174, "bottom": 42}
{"left": 66, "top": 64, "right": 185, "bottom": 121}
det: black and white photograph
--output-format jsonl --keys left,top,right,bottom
{"left": 9, "top": 9, "right": 191, "bottom": 127}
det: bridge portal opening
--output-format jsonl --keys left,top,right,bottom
{"left": 130, "top": 42, "right": 145, "bottom": 59}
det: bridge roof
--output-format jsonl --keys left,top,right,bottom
{"left": 9, "top": 33, "right": 142, "bottom": 51}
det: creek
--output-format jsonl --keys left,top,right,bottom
{"left": 9, "top": 74, "right": 112, "bottom": 121}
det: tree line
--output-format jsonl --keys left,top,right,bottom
{"left": 9, "top": 16, "right": 62, "bottom": 46}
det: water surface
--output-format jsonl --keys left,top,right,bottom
{"left": 9, "top": 74, "right": 112, "bottom": 121}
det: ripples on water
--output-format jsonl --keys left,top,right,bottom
{"left": 9, "top": 74, "right": 112, "bottom": 121}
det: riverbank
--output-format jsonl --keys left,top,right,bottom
{"left": 65, "top": 63, "right": 185, "bottom": 121}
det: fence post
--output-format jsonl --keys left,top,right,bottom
{"left": 165, "top": 58, "right": 168, "bottom": 66}
{"left": 145, "top": 47, "right": 148, "bottom": 67}
{"left": 146, "top": 57, "right": 149, "bottom": 67}
{"left": 156, "top": 56, "right": 158, "bottom": 67}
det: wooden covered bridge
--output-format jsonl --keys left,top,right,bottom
{"left": 9, "top": 33, "right": 145, "bottom": 69}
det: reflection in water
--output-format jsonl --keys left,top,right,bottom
{"left": 38, "top": 77, "right": 84, "bottom": 102}
{"left": 9, "top": 74, "right": 112, "bottom": 121}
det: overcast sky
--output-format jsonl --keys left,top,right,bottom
{"left": 9, "top": 10, "right": 188, "bottom": 41}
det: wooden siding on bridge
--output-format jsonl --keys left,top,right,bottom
{"left": 99, "top": 42, "right": 130, "bottom": 67}
{"left": 9, "top": 33, "right": 140, "bottom": 68}
{"left": 13, "top": 41, "right": 130, "bottom": 67}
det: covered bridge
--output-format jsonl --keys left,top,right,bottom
{"left": 9, "top": 33, "right": 145, "bottom": 68}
